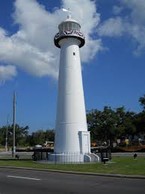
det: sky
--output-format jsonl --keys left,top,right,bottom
{"left": 0, "top": 0, "right": 145, "bottom": 133}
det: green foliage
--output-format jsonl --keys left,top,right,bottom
{"left": 0, "top": 126, "right": 7, "bottom": 145}
{"left": 87, "top": 103, "right": 143, "bottom": 145}
{"left": 29, "top": 129, "right": 55, "bottom": 146}
{"left": 139, "top": 94, "right": 145, "bottom": 110}
{"left": 0, "top": 124, "right": 29, "bottom": 147}
{"left": 0, "top": 124, "right": 54, "bottom": 147}
{"left": 0, "top": 94, "right": 144, "bottom": 148}
{"left": 134, "top": 112, "right": 145, "bottom": 134}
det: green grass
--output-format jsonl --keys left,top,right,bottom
{"left": 0, "top": 156, "right": 145, "bottom": 176}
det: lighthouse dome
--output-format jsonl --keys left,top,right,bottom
{"left": 54, "top": 17, "right": 85, "bottom": 48}
{"left": 58, "top": 18, "right": 81, "bottom": 32}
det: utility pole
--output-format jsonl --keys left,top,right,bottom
{"left": 5, "top": 115, "right": 9, "bottom": 152}
{"left": 12, "top": 92, "right": 16, "bottom": 158}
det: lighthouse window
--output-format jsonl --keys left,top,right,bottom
{"left": 72, "top": 23, "right": 80, "bottom": 31}
{"left": 68, "top": 22, "right": 71, "bottom": 30}
{"left": 72, "top": 23, "right": 75, "bottom": 30}
{"left": 66, "top": 23, "right": 69, "bottom": 30}
{"left": 62, "top": 23, "right": 67, "bottom": 31}
{"left": 73, "top": 52, "right": 75, "bottom": 56}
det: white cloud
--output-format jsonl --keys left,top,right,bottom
{"left": 0, "top": 65, "right": 17, "bottom": 84}
{"left": 0, "top": 28, "right": 57, "bottom": 78}
{"left": 98, "top": 17, "right": 124, "bottom": 37}
{"left": 0, "top": 0, "right": 102, "bottom": 83}
{"left": 113, "top": 5, "right": 123, "bottom": 15}
{"left": 98, "top": 0, "right": 145, "bottom": 55}
{"left": 1, "top": 0, "right": 145, "bottom": 83}
{"left": 122, "top": 0, "right": 145, "bottom": 25}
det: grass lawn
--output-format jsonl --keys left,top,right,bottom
{"left": 0, "top": 156, "right": 145, "bottom": 176}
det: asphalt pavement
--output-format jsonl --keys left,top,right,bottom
{"left": 0, "top": 168, "right": 145, "bottom": 194}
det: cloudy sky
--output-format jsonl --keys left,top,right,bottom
{"left": 0, "top": 0, "right": 145, "bottom": 132}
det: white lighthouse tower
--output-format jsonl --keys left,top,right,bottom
{"left": 51, "top": 12, "right": 100, "bottom": 163}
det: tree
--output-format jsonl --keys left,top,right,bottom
{"left": 29, "top": 129, "right": 55, "bottom": 146}
{"left": 116, "top": 107, "right": 136, "bottom": 137}
{"left": 134, "top": 112, "right": 145, "bottom": 134}
{"left": 87, "top": 107, "right": 119, "bottom": 145}
{"left": 139, "top": 94, "right": 145, "bottom": 110}
{"left": 133, "top": 94, "right": 145, "bottom": 135}
{"left": 8, "top": 124, "right": 29, "bottom": 147}
{"left": 45, "top": 130, "right": 55, "bottom": 141}
{"left": 0, "top": 124, "right": 29, "bottom": 147}
{"left": 0, "top": 126, "right": 7, "bottom": 146}
{"left": 87, "top": 109, "right": 101, "bottom": 141}
{"left": 87, "top": 106, "right": 136, "bottom": 146}
{"left": 98, "top": 106, "right": 118, "bottom": 145}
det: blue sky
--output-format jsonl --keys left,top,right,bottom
{"left": 0, "top": 0, "right": 145, "bottom": 133}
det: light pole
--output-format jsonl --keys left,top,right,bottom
{"left": 12, "top": 92, "right": 16, "bottom": 158}
{"left": 5, "top": 115, "right": 9, "bottom": 152}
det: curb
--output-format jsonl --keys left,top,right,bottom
{"left": 0, "top": 166, "right": 145, "bottom": 179}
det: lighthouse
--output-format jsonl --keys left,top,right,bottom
{"left": 51, "top": 12, "right": 100, "bottom": 163}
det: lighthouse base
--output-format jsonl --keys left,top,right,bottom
{"left": 48, "top": 153, "right": 100, "bottom": 163}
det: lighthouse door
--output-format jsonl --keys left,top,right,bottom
{"left": 79, "top": 131, "right": 90, "bottom": 154}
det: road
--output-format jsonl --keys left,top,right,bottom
{"left": 0, "top": 168, "right": 145, "bottom": 194}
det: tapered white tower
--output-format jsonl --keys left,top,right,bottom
{"left": 51, "top": 13, "right": 100, "bottom": 163}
